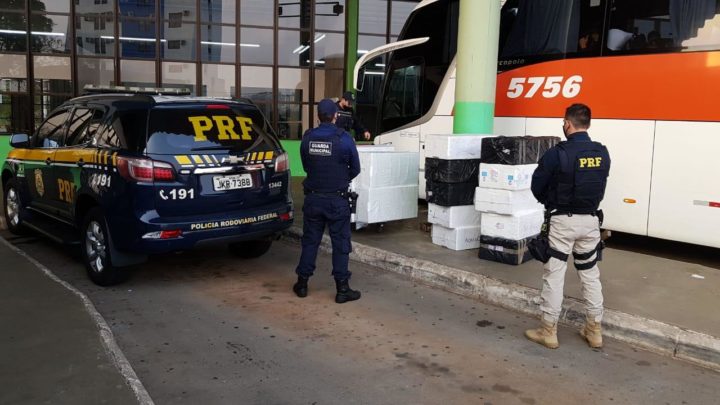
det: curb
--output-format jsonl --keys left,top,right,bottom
{"left": 0, "top": 237, "right": 155, "bottom": 405}
{"left": 284, "top": 226, "right": 720, "bottom": 372}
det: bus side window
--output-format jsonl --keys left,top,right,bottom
{"left": 498, "top": 0, "right": 606, "bottom": 69}
{"left": 607, "top": 0, "right": 720, "bottom": 55}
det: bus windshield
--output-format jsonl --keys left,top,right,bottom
{"left": 379, "top": 0, "right": 459, "bottom": 134}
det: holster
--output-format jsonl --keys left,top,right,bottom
{"left": 528, "top": 211, "right": 569, "bottom": 264}
{"left": 348, "top": 191, "right": 359, "bottom": 214}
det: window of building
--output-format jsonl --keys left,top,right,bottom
{"left": 360, "top": 0, "right": 388, "bottom": 35}
{"left": 241, "top": 0, "right": 274, "bottom": 27}
{"left": 0, "top": 13, "right": 28, "bottom": 52}
{"left": 202, "top": 0, "right": 236, "bottom": 25}
{"left": 162, "top": 20, "right": 196, "bottom": 61}
{"left": 161, "top": 61, "right": 196, "bottom": 95}
{"left": 201, "top": 24, "right": 236, "bottom": 63}
{"left": 202, "top": 64, "right": 235, "bottom": 97}
{"left": 77, "top": 58, "right": 115, "bottom": 90}
{"left": 240, "top": 27, "right": 273, "bottom": 65}
{"left": 120, "top": 59, "right": 155, "bottom": 87}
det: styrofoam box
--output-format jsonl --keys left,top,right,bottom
{"left": 478, "top": 163, "right": 537, "bottom": 190}
{"left": 428, "top": 203, "right": 481, "bottom": 228}
{"left": 357, "top": 145, "right": 395, "bottom": 152}
{"left": 419, "top": 170, "right": 427, "bottom": 199}
{"left": 351, "top": 151, "right": 419, "bottom": 189}
{"left": 431, "top": 224, "right": 483, "bottom": 251}
{"left": 425, "top": 134, "right": 489, "bottom": 160}
{"left": 474, "top": 187, "right": 543, "bottom": 215}
{"left": 481, "top": 210, "right": 544, "bottom": 240}
{"left": 355, "top": 185, "right": 419, "bottom": 225}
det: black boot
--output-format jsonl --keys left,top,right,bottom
{"left": 335, "top": 279, "right": 361, "bottom": 304}
{"left": 293, "top": 276, "right": 308, "bottom": 298}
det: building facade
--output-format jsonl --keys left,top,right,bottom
{"left": 0, "top": 0, "right": 418, "bottom": 138}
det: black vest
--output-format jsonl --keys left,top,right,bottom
{"left": 548, "top": 140, "right": 610, "bottom": 214}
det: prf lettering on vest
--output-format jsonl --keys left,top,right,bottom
{"left": 187, "top": 115, "right": 254, "bottom": 142}
{"left": 579, "top": 157, "right": 603, "bottom": 168}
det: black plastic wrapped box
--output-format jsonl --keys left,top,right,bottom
{"left": 425, "top": 158, "right": 481, "bottom": 183}
{"left": 478, "top": 234, "right": 536, "bottom": 265}
{"left": 426, "top": 180, "right": 476, "bottom": 207}
{"left": 480, "top": 136, "right": 560, "bottom": 165}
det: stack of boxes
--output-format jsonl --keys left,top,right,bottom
{"left": 474, "top": 136, "right": 559, "bottom": 264}
{"left": 351, "top": 145, "right": 419, "bottom": 230}
{"left": 424, "top": 134, "right": 487, "bottom": 250}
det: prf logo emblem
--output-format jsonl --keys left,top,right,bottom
{"left": 579, "top": 157, "right": 603, "bottom": 168}
{"left": 34, "top": 169, "right": 45, "bottom": 197}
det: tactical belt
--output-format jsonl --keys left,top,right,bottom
{"left": 305, "top": 189, "right": 349, "bottom": 198}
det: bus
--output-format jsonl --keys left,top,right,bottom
{"left": 353, "top": 0, "right": 720, "bottom": 248}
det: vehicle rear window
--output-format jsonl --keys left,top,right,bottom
{"left": 146, "top": 104, "right": 279, "bottom": 154}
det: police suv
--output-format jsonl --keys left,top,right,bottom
{"left": 2, "top": 88, "right": 293, "bottom": 285}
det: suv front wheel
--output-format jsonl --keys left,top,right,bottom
{"left": 81, "top": 207, "right": 129, "bottom": 286}
{"left": 4, "top": 179, "right": 26, "bottom": 235}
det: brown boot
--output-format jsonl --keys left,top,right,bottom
{"left": 524, "top": 319, "right": 559, "bottom": 349}
{"left": 580, "top": 318, "right": 603, "bottom": 348}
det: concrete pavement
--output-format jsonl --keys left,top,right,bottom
{"left": 0, "top": 236, "right": 151, "bottom": 405}
{"left": 2, "top": 235, "right": 718, "bottom": 404}
{"left": 289, "top": 178, "right": 720, "bottom": 371}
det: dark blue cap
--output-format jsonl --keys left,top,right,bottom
{"left": 318, "top": 98, "right": 338, "bottom": 116}
{"left": 342, "top": 91, "right": 355, "bottom": 102}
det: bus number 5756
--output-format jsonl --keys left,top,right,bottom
{"left": 507, "top": 75, "right": 583, "bottom": 99}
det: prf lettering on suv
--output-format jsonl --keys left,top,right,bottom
{"left": 2, "top": 86, "right": 294, "bottom": 286}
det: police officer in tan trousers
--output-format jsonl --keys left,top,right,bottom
{"left": 526, "top": 103, "right": 611, "bottom": 349}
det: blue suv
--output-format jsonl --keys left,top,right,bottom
{"left": 2, "top": 93, "right": 294, "bottom": 285}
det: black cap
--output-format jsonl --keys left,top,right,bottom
{"left": 342, "top": 91, "right": 355, "bottom": 102}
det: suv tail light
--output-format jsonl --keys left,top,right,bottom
{"left": 275, "top": 152, "right": 289, "bottom": 173}
{"left": 118, "top": 157, "right": 176, "bottom": 183}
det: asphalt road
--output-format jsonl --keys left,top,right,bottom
{"left": 2, "top": 231, "right": 718, "bottom": 405}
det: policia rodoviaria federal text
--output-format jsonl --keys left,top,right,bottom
{"left": 293, "top": 98, "right": 362, "bottom": 304}
{"left": 526, "top": 103, "right": 611, "bottom": 350}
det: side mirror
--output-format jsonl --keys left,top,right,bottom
{"left": 10, "top": 133, "right": 29, "bottom": 148}
{"left": 355, "top": 65, "right": 367, "bottom": 92}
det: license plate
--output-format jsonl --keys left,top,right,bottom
{"left": 213, "top": 174, "right": 253, "bottom": 191}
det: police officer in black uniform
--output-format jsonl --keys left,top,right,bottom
{"left": 336, "top": 91, "right": 371, "bottom": 141}
{"left": 293, "top": 99, "right": 362, "bottom": 303}
{"left": 525, "top": 103, "right": 611, "bottom": 350}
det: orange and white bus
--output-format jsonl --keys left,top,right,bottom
{"left": 354, "top": 0, "right": 720, "bottom": 248}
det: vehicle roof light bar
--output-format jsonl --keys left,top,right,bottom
{"left": 82, "top": 84, "right": 192, "bottom": 96}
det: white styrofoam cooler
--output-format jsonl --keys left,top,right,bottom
{"left": 428, "top": 203, "right": 481, "bottom": 228}
{"left": 355, "top": 185, "right": 419, "bottom": 226}
{"left": 478, "top": 163, "right": 537, "bottom": 190}
{"left": 424, "top": 134, "right": 488, "bottom": 160}
{"left": 481, "top": 210, "right": 544, "bottom": 240}
{"left": 352, "top": 150, "right": 419, "bottom": 189}
{"left": 474, "top": 188, "right": 543, "bottom": 215}
{"left": 431, "top": 224, "right": 483, "bottom": 251}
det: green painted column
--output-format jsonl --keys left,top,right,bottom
{"left": 344, "top": 0, "right": 359, "bottom": 92}
{"left": 453, "top": 0, "right": 501, "bottom": 135}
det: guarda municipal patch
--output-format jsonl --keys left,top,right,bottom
{"left": 309, "top": 141, "right": 332, "bottom": 156}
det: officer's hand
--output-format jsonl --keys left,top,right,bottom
{"left": 363, "top": 131, "right": 371, "bottom": 141}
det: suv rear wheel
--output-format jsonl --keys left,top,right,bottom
{"left": 4, "top": 179, "right": 26, "bottom": 235}
{"left": 228, "top": 240, "right": 273, "bottom": 259}
{"left": 81, "top": 207, "right": 129, "bottom": 286}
